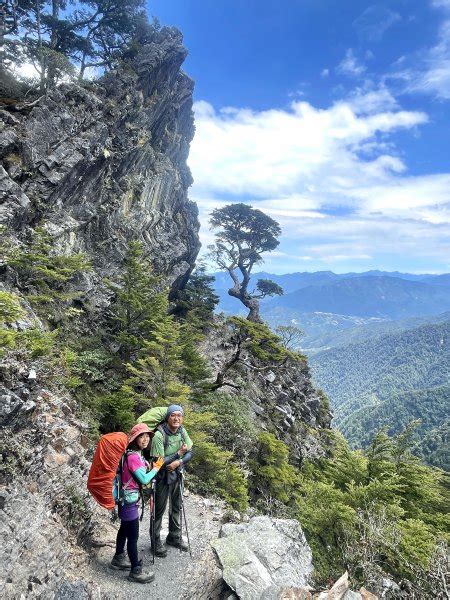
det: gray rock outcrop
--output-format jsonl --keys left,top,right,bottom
{"left": 0, "top": 380, "right": 96, "bottom": 598}
{"left": 212, "top": 516, "right": 313, "bottom": 600}
{"left": 1, "top": 26, "right": 200, "bottom": 296}
{"left": 202, "top": 319, "right": 332, "bottom": 463}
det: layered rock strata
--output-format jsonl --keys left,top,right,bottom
{"left": 1, "top": 26, "right": 200, "bottom": 294}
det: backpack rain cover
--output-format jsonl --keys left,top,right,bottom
{"left": 87, "top": 432, "right": 128, "bottom": 509}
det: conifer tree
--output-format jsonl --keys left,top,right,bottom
{"left": 178, "top": 322, "right": 211, "bottom": 389}
{"left": 123, "top": 308, "right": 191, "bottom": 411}
{"left": 107, "top": 241, "right": 165, "bottom": 363}
{"left": 5, "top": 228, "right": 90, "bottom": 315}
{"left": 208, "top": 203, "right": 283, "bottom": 322}
{"left": 3, "top": 0, "right": 147, "bottom": 90}
{"left": 172, "top": 266, "right": 219, "bottom": 329}
{"left": 251, "top": 432, "right": 300, "bottom": 509}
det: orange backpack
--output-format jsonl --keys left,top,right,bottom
{"left": 87, "top": 432, "right": 128, "bottom": 510}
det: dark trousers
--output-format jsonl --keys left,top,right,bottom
{"left": 116, "top": 518, "right": 139, "bottom": 568}
{"left": 153, "top": 477, "right": 181, "bottom": 543}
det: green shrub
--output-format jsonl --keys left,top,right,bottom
{"left": 19, "top": 328, "right": 58, "bottom": 357}
{"left": 95, "top": 391, "right": 135, "bottom": 433}
{"left": 4, "top": 228, "right": 90, "bottom": 318}
{"left": 68, "top": 349, "right": 112, "bottom": 384}
{"left": 250, "top": 432, "right": 300, "bottom": 508}
{"left": 199, "top": 393, "right": 258, "bottom": 462}
{"left": 0, "top": 291, "right": 25, "bottom": 355}
{"left": 0, "top": 291, "right": 25, "bottom": 324}
{"left": 185, "top": 410, "right": 249, "bottom": 511}
{"left": 229, "top": 317, "right": 291, "bottom": 362}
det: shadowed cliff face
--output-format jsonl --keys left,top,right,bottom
{"left": 0, "top": 27, "right": 200, "bottom": 292}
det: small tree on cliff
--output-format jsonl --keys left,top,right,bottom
{"left": 208, "top": 203, "right": 283, "bottom": 322}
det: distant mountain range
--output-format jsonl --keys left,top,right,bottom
{"left": 262, "top": 275, "right": 450, "bottom": 319}
{"left": 212, "top": 269, "right": 450, "bottom": 352}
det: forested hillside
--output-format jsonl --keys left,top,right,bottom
{"left": 310, "top": 320, "right": 450, "bottom": 468}
{"left": 341, "top": 386, "right": 449, "bottom": 470}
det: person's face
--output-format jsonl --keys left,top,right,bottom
{"left": 136, "top": 432, "right": 150, "bottom": 449}
{"left": 167, "top": 411, "right": 183, "bottom": 430}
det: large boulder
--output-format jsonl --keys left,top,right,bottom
{"left": 212, "top": 516, "right": 313, "bottom": 600}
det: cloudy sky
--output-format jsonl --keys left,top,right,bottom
{"left": 151, "top": 0, "right": 450, "bottom": 274}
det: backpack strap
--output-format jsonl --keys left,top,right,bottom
{"left": 156, "top": 424, "right": 168, "bottom": 451}
{"left": 156, "top": 424, "right": 186, "bottom": 452}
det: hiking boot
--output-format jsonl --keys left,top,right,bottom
{"left": 166, "top": 536, "right": 189, "bottom": 552}
{"left": 128, "top": 561, "right": 155, "bottom": 584}
{"left": 110, "top": 552, "right": 131, "bottom": 570}
{"left": 152, "top": 538, "right": 167, "bottom": 557}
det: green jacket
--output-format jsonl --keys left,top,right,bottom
{"left": 150, "top": 425, "right": 193, "bottom": 458}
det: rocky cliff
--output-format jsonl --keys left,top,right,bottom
{"left": 202, "top": 319, "right": 332, "bottom": 464}
{"left": 1, "top": 26, "right": 200, "bottom": 296}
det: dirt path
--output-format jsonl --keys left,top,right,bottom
{"left": 81, "top": 493, "right": 225, "bottom": 599}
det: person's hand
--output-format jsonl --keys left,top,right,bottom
{"left": 166, "top": 459, "right": 181, "bottom": 472}
{"left": 153, "top": 457, "right": 164, "bottom": 470}
{"left": 179, "top": 443, "right": 188, "bottom": 456}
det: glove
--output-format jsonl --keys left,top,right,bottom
{"left": 153, "top": 457, "right": 164, "bottom": 471}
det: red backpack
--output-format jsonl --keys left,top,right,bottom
{"left": 87, "top": 432, "right": 128, "bottom": 510}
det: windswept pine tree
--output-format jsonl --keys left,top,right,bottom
{"left": 208, "top": 203, "right": 283, "bottom": 322}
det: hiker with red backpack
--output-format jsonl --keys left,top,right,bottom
{"left": 109, "top": 423, "right": 164, "bottom": 583}
{"left": 142, "top": 404, "right": 193, "bottom": 557}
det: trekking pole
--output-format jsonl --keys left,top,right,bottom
{"left": 150, "top": 479, "right": 156, "bottom": 564}
{"left": 179, "top": 470, "right": 192, "bottom": 558}
{"left": 178, "top": 470, "right": 183, "bottom": 555}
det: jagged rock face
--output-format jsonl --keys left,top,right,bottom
{"left": 212, "top": 516, "right": 313, "bottom": 600}
{"left": 202, "top": 321, "right": 332, "bottom": 463}
{"left": 0, "top": 27, "right": 200, "bottom": 292}
{"left": 0, "top": 373, "right": 98, "bottom": 598}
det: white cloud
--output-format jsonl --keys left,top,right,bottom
{"left": 321, "top": 254, "right": 373, "bottom": 262}
{"left": 431, "top": 1, "right": 450, "bottom": 8}
{"left": 389, "top": 4, "right": 450, "bottom": 100}
{"left": 12, "top": 61, "right": 39, "bottom": 80}
{"left": 345, "top": 87, "right": 398, "bottom": 114}
{"left": 353, "top": 5, "right": 401, "bottom": 42}
{"left": 321, "top": 68, "right": 330, "bottom": 78}
{"left": 409, "top": 19, "right": 450, "bottom": 99}
{"left": 190, "top": 89, "right": 450, "bottom": 271}
{"left": 279, "top": 215, "right": 450, "bottom": 267}
{"left": 190, "top": 97, "right": 426, "bottom": 201}
{"left": 337, "top": 49, "right": 366, "bottom": 77}
{"left": 348, "top": 174, "right": 450, "bottom": 221}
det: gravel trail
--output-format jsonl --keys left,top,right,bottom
{"left": 81, "top": 493, "right": 224, "bottom": 599}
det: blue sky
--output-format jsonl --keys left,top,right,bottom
{"left": 150, "top": 0, "right": 450, "bottom": 274}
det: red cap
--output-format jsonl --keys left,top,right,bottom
{"left": 128, "top": 423, "right": 151, "bottom": 445}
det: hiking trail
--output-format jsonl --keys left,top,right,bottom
{"left": 81, "top": 492, "right": 225, "bottom": 599}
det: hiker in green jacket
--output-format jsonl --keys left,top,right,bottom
{"left": 150, "top": 404, "right": 193, "bottom": 557}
